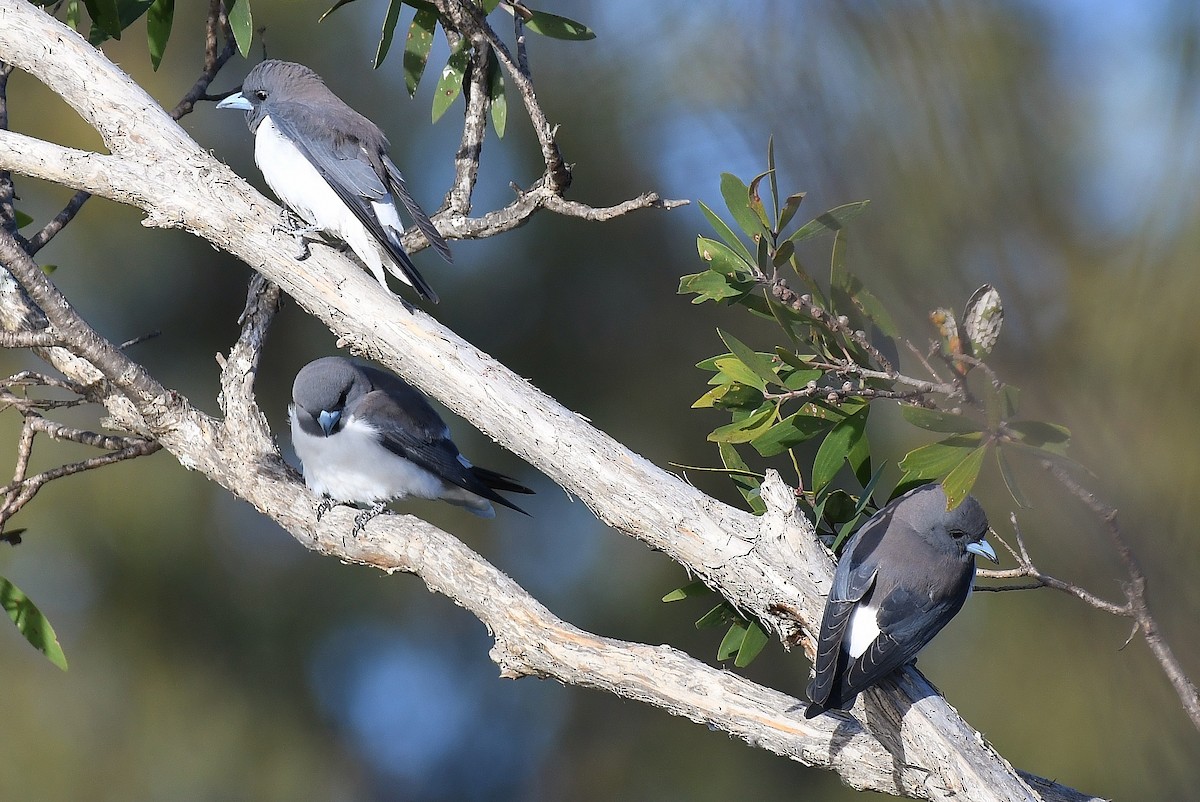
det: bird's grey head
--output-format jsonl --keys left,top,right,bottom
{"left": 905, "top": 484, "right": 998, "bottom": 564}
{"left": 215, "top": 60, "right": 331, "bottom": 132}
{"left": 292, "top": 357, "right": 370, "bottom": 438}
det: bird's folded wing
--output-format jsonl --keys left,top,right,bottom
{"left": 840, "top": 587, "right": 961, "bottom": 698}
{"left": 382, "top": 155, "right": 452, "bottom": 262}
{"left": 269, "top": 109, "right": 439, "bottom": 301}
{"left": 806, "top": 564, "right": 877, "bottom": 708}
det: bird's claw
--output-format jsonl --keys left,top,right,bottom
{"left": 351, "top": 502, "right": 388, "bottom": 536}
{"left": 315, "top": 496, "right": 335, "bottom": 521}
{"left": 272, "top": 209, "right": 320, "bottom": 260}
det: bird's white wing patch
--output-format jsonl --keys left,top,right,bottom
{"left": 845, "top": 603, "right": 881, "bottom": 659}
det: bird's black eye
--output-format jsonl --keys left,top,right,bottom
{"left": 949, "top": 528, "right": 966, "bottom": 540}
{"left": 253, "top": 89, "right": 268, "bottom": 101}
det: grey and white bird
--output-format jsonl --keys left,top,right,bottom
{"left": 289, "top": 357, "right": 532, "bottom": 523}
{"left": 804, "top": 483, "right": 997, "bottom": 718}
{"left": 217, "top": 60, "right": 451, "bottom": 303}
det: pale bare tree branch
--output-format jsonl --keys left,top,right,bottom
{"left": 0, "top": 2, "right": 1105, "bottom": 800}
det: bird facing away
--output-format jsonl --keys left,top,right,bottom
{"left": 804, "top": 483, "right": 997, "bottom": 718}
{"left": 289, "top": 357, "right": 533, "bottom": 525}
{"left": 216, "top": 60, "right": 451, "bottom": 303}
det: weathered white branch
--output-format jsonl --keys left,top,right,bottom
{"left": 0, "top": 3, "right": 1099, "bottom": 800}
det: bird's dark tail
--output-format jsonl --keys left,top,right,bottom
{"left": 471, "top": 466, "right": 534, "bottom": 516}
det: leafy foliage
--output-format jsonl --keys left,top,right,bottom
{"left": 0, "top": 576, "right": 67, "bottom": 671}
{"left": 320, "top": 0, "right": 594, "bottom": 138}
{"left": 671, "top": 141, "right": 1075, "bottom": 665}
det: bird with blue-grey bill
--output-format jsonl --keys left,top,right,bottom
{"left": 290, "top": 357, "right": 533, "bottom": 531}
{"left": 216, "top": 60, "right": 451, "bottom": 303}
{"left": 804, "top": 483, "right": 997, "bottom": 718}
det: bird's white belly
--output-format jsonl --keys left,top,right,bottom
{"left": 289, "top": 411, "right": 445, "bottom": 503}
{"left": 845, "top": 603, "right": 881, "bottom": 659}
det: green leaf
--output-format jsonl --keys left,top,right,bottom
{"left": 524, "top": 9, "right": 595, "bottom": 40}
{"left": 941, "top": 444, "right": 988, "bottom": 508}
{"left": 14, "top": 210, "right": 33, "bottom": 229}
{"left": 678, "top": 271, "right": 745, "bottom": 303}
{"left": 812, "top": 407, "right": 869, "bottom": 494}
{"left": 717, "top": 619, "right": 747, "bottom": 661}
{"left": 778, "top": 191, "right": 806, "bottom": 232}
{"left": 692, "top": 381, "right": 762, "bottom": 411}
{"left": 431, "top": 39, "right": 470, "bottom": 123}
{"left": 719, "top": 443, "right": 766, "bottom": 514}
{"left": 847, "top": 417, "right": 871, "bottom": 487}
{"left": 227, "top": 0, "right": 253, "bottom": 58}
{"left": 488, "top": 50, "right": 507, "bottom": 137}
{"left": 750, "top": 412, "right": 830, "bottom": 457}
{"left": 662, "top": 580, "right": 710, "bottom": 602}
{"left": 318, "top": 0, "right": 357, "bottom": 22}
{"left": 900, "top": 405, "right": 983, "bottom": 434}
{"left": 695, "top": 603, "right": 736, "bottom": 630}
{"left": 712, "top": 356, "right": 768, "bottom": 392}
{"left": 707, "top": 403, "right": 776, "bottom": 444}
{"left": 898, "top": 434, "right": 983, "bottom": 480}
{"left": 403, "top": 6, "right": 438, "bottom": 95}
{"left": 373, "top": 0, "right": 403, "bottom": 67}
{"left": 697, "top": 236, "right": 753, "bottom": 278}
{"left": 788, "top": 200, "right": 871, "bottom": 244}
{"left": 734, "top": 620, "right": 768, "bottom": 667}
{"left": 781, "top": 368, "right": 822, "bottom": 391}
{"left": 698, "top": 201, "right": 755, "bottom": 265}
{"left": 985, "top": 382, "right": 1019, "bottom": 429}
{"left": 1007, "top": 420, "right": 1070, "bottom": 455}
{"left": 746, "top": 170, "right": 772, "bottom": 230}
{"left": 0, "top": 576, "right": 67, "bottom": 670}
{"left": 87, "top": 0, "right": 153, "bottom": 44}
{"left": 83, "top": 0, "right": 122, "bottom": 39}
{"left": 996, "top": 447, "right": 1030, "bottom": 509}
{"left": 67, "top": 0, "right": 80, "bottom": 31}
{"left": 146, "top": 0, "right": 173, "bottom": 70}
{"left": 720, "top": 173, "right": 768, "bottom": 242}
{"left": 717, "top": 329, "right": 778, "bottom": 387}
{"left": 766, "top": 136, "right": 780, "bottom": 227}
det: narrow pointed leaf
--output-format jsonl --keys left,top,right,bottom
{"left": 778, "top": 191, "right": 806, "bottom": 231}
{"left": 1007, "top": 420, "right": 1070, "bottom": 455}
{"left": 941, "top": 445, "right": 988, "bottom": 508}
{"left": 373, "top": 0, "right": 403, "bottom": 67}
{"left": 678, "top": 271, "right": 743, "bottom": 303}
{"left": 697, "top": 236, "right": 753, "bottom": 278}
{"left": 766, "top": 136, "right": 780, "bottom": 226}
{"left": 432, "top": 37, "right": 469, "bottom": 122}
{"left": 662, "top": 580, "right": 710, "bottom": 602}
{"left": 720, "top": 442, "right": 766, "bottom": 514}
{"left": 695, "top": 603, "right": 736, "bottom": 630}
{"left": 488, "top": 49, "right": 507, "bottom": 136}
{"left": 403, "top": 7, "right": 438, "bottom": 95}
{"left": 524, "top": 9, "right": 595, "bottom": 40}
{"left": 1, "top": 577, "right": 67, "bottom": 670}
{"left": 901, "top": 405, "right": 982, "bottom": 434}
{"left": 717, "top": 620, "right": 748, "bottom": 660}
{"left": 14, "top": 210, "right": 33, "bottom": 229}
{"left": 747, "top": 170, "right": 771, "bottom": 229}
{"left": 146, "top": 0, "right": 173, "bottom": 70}
{"left": 712, "top": 356, "right": 768, "bottom": 392}
{"left": 996, "top": 447, "right": 1030, "bottom": 509}
{"left": 750, "top": 412, "right": 831, "bottom": 457}
{"left": 83, "top": 0, "right": 121, "bottom": 38}
{"left": 812, "top": 407, "right": 869, "bottom": 494}
{"left": 227, "top": 0, "right": 253, "bottom": 57}
{"left": 707, "top": 403, "right": 776, "bottom": 444}
{"left": 788, "top": 200, "right": 871, "bottom": 244}
{"left": 734, "top": 620, "right": 768, "bottom": 667}
{"left": 318, "top": 0, "right": 357, "bottom": 22}
{"left": 698, "top": 200, "right": 755, "bottom": 265}
{"left": 898, "top": 434, "right": 983, "bottom": 480}
{"left": 720, "top": 173, "right": 768, "bottom": 241}
{"left": 717, "top": 329, "right": 778, "bottom": 387}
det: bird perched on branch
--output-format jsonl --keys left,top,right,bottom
{"left": 289, "top": 357, "right": 532, "bottom": 529}
{"left": 217, "top": 59, "right": 451, "bottom": 302}
{"left": 804, "top": 483, "right": 997, "bottom": 718}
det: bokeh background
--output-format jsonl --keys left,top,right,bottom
{"left": 2, "top": 0, "right": 1198, "bottom": 799}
